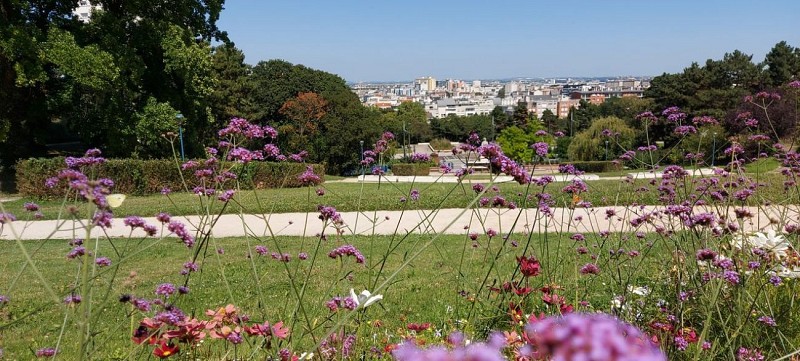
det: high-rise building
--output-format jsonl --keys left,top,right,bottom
{"left": 415, "top": 76, "right": 436, "bottom": 92}
{"left": 73, "top": 0, "right": 102, "bottom": 23}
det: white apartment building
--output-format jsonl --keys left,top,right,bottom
{"left": 73, "top": 0, "right": 102, "bottom": 23}
{"left": 427, "top": 98, "right": 494, "bottom": 118}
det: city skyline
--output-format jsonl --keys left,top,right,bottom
{"left": 217, "top": 0, "right": 800, "bottom": 82}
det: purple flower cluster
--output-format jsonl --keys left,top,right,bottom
{"left": 525, "top": 313, "right": 666, "bottom": 360}
{"left": 328, "top": 244, "right": 365, "bottom": 264}
{"left": 254, "top": 245, "right": 269, "bottom": 256}
{"left": 318, "top": 205, "right": 343, "bottom": 224}
{"left": 298, "top": 166, "right": 323, "bottom": 186}
{"left": 218, "top": 117, "right": 277, "bottom": 140}
{"left": 393, "top": 331, "right": 505, "bottom": 361}
{"left": 155, "top": 283, "right": 176, "bottom": 297}
{"left": 167, "top": 220, "right": 195, "bottom": 247}
{"left": 326, "top": 296, "right": 357, "bottom": 312}
{"left": 531, "top": 142, "right": 549, "bottom": 158}
{"left": 409, "top": 152, "right": 431, "bottom": 163}
{"left": 35, "top": 348, "right": 58, "bottom": 357}
{"left": 65, "top": 148, "right": 105, "bottom": 169}
{"left": 477, "top": 142, "right": 531, "bottom": 185}
{"left": 0, "top": 212, "right": 16, "bottom": 224}
{"left": 662, "top": 106, "right": 687, "bottom": 123}
{"left": 123, "top": 216, "right": 157, "bottom": 236}
{"left": 95, "top": 257, "right": 112, "bottom": 267}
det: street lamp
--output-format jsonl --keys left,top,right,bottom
{"left": 176, "top": 113, "right": 186, "bottom": 161}
{"left": 711, "top": 132, "right": 717, "bottom": 167}
{"left": 604, "top": 140, "right": 609, "bottom": 160}
{"left": 359, "top": 140, "right": 365, "bottom": 176}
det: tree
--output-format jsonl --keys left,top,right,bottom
{"left": 430, "top": 114, "right": 493, "bottom": 141}
{"left": 134, "top": 98, "right": 181, "bottom": 158}
{"left": 567, "top": 100, "right": 601, "bottom": 133}
{"left": 279, "top": 92, "right": 328, "bottom": 138}
{"left": 568, "top": 116, "right": 635, "bottom": 161}
{"left": 764, "top": 41, "right": 800, "bottom": 86}
{"left": 209, "top": 44, "right": 252, "bottom": 125}
{"left": 497, "top": 121, "right": 551, "bottom": 163}
{"left": 490, "top": 106, "right": 510, "bottom": 136}
{"left": 497, "top": 126, "right": 534, "bottom": 163}
{"left": 0, "top": 0, "right": 228, "bottom": 171}
{"left": 396, "top": 102, "right": 432, "bottom": 144}
{"left": 512, "top": 102, "right": 530, "bottom": 128}
{"left": 541, "top": 109, "right": 558, "bottom": 133}
{"left": 279, "top": 92, "right": 328, "bottom": 153}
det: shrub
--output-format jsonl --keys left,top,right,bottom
{"left": 15, "top": 157, "right": 324, "bottom": 198}
{"left": 429, "top": 138, "right": 453, "bottom": 150}
{"left": 391, "top": 163, "right": 430, "bottom": 176}
{"left": 568, "top": 116, "right": 635, "bottom": 161}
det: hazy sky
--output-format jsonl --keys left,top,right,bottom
{"left": 217, "top": 0, "right": 800, "bottom": 82}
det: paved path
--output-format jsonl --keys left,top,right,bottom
{"left": 2, "top": 205, "right": 796, "bottom": 241}
{"left": 336, "top": 168, "right": 717, "bottom": 184}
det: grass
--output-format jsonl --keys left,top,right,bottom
{"left": 0, "top": 232, "right": 669, "bottom": 359}
{"left": 744, "top": 157, "right": 781, "bottom": 174}
{"left": 2, "top": 171, "right": 795, "bottom": 222}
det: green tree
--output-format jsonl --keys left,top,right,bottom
{"left": 133, "top": 98, "right": 181, "bottom": 158}
{"left": 490, "top": 106, "right": 510, "bottom": 137}
{"left": 568, "top": 116, "right": 635, "bottom": 161}
{"left": 567, "top": 100, "right": 601, "bottom": 133}
{"left": 0, "top": 0, "right": 228, "bottom": 170}
{"left": 764, "top": 41, "right": 800, "bottom": 86}
{"left": 512, "top": 102, "right": 530, "bottom": 128}
{"left": 497, "top": 126, "right": 534, "bottom": 162}
{"left": 541, "top": 109, "right": 558, "bottom": 133}
{"left": 430, "top": 114, "right": 493, "bottom": 141}
{"left": 209, "top": 44, "right": 252, "bottom": 125}
{"left": 396, "top": 102, "right": 432, "bottom": 144}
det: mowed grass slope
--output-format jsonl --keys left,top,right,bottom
{"left": 0, "top": 232, "right": 670, "bottom": 358}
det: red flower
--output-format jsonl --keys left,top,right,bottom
{"left": 407, "top": 322, "right": 431, "bottom": 332}
{"left": 513, "top": 286, "right": 532, "bottom": 296}
{"left": 153, "top": 341, "right": 179, "bottom": 359}
{"left": 677, "top": 327, "right": 698, "bottom": 343}
{"left": 517, "top": 255, "right": 541, "bottom": 277}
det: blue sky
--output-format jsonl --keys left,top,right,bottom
{"left": 217, "top": 1, "right": 800, "bottom": 82}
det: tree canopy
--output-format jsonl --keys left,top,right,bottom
{"left": 0, "top": 0, "right": 228, "bottom": 172}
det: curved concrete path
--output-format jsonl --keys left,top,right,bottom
{"left": 2, "top": 205, "right": 796, "bottom": 241}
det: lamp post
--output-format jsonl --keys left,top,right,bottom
{"left": 604, "top": 140, "right": 609, "bottom": 160}
{"left": 176, "top": 113, "right": 185, "bottom": 161}
{"left": 711, "top": 132, "right": 717, "bottom": 167}
{"left": 359, "top": 140, "right": 365, "bottom": 176}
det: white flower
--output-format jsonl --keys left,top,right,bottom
{"left": 627, "top": 285, "right": 651, "bottom": 296}
{"left": 773, "top": 265, "right": 800, "bottom": 279}
{"left": 350, "top": 289, "right": 383, "bottom": 308}
{"left": 749, "top": 229, "right": 791, "bottom": 258}
{"left": 298, "top": 352, "right": 314, "bottom": 360}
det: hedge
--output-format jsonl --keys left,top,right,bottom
{"left": 15, "top": 158, "right": 324, "bottom": 198}
{"left": 566, "top": 161, "right": 620, "bottom": 173}
{"left": 391, "top": 163, "right": 430, "bottom": 176}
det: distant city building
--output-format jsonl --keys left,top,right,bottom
{"left": 569, "top": 90, "right": 644, "bottom": 105}
{"left": 415, "top": 77, "right": 436, "bottom": 93}
{"left": 73, "top": 0, "right": 102, "bottom": 23}
{"left": 352, "top": 76, "right": 650, "bottom": 119}
{"left": 427, "top": 98, "right": 494, "bottom": 118}
{"left": 556, "top": 99, "right": 580, "bottom": 118}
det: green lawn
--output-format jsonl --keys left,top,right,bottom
{"left": 0, "top": 232, "right": 668, "bottom": 359}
